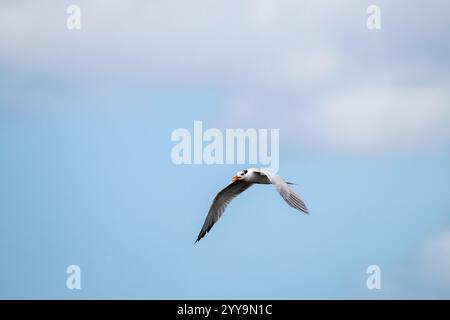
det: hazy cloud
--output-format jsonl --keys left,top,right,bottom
{"left": 417, "top": 227, "right": 450, "bottom": 287}
{"left": 1, "top": 0, "right": 450, "bottom": 154}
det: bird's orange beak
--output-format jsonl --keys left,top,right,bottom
{"left": 232, "top": 175, "right": 240, "bottom": 182}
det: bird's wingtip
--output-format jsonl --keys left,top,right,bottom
{"left": 194, "top": 235, "right": 203, "bottom": 244}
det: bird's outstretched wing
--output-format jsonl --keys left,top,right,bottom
{"left": 260, "top": 170, "right": 309, "bottom": 214}
{"left": 196, "top": 180, "right": 253, "bottom": 243}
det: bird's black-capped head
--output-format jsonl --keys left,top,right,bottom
{"left": 232, "top": 169, "right": 248, "bottom": 182}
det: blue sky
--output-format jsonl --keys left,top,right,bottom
{"left": 1, "top": 0, "right": 450, "bottom": 299}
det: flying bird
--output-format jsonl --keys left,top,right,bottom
{"left": 195, "top": 168, "right": 309, "bottom": 243}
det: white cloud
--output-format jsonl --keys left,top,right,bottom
{"left": 1, "top": 0, "right": 450, "bottom": 155}
{"left": 223, "top": 86, "right": 450, "bottom": 155}
{"left": 0, "top": 0, "right": 357, "bottom": 85}
{"left": 381, "top": 225, "right": 450, "bottom": 298}
{"left": 311, "top": 87, "right": 450, "bottom": 154}
{"left": 283, "top": 48, "right": 338, "bottom": 84}
{"left": 417, "top": 227, "right": 450, "bottom": 287}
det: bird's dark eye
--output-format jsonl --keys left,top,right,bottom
{"left": 243, "top": 170, "right": 248, "bottom": 175}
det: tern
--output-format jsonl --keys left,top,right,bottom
{"left": 195, "top": 168, "right": 309, "bottom": 242}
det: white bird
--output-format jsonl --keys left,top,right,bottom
{"left": 195, "top": 168, "right": 309, "bottom": 242}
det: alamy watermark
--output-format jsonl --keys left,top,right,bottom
{"left": 171, "top": 121, "right": 280, "bottom": 173}
{"left": 66, "top": 5, "right": 81, "bottom": 30}
{"left": 66, "top": 265, "right": 81, "bottom": 290}
{"left": 366, "top": 5, "right": 381, "bottom": 30}
{"left": 366, "top": 265, "right": 381, "bottom": 290}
